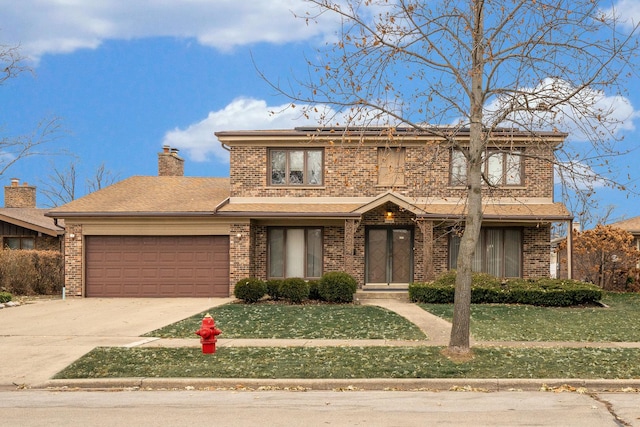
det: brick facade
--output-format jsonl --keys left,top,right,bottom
{"left": 229, "top": 144, "right": 554, "bottom": 200}
{"left": 225, "top": 131, "right": 560, "bottom": 285}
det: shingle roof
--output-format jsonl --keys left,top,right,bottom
{"left": 610, "top": 216, "right": 640, "bottom": 234}
{"left": 47, "top": 176, "right": 230, "bottom": 217}
{"left": 0, "top": 208, "right": 64, "bottom": 236}
{"left": 217, "top": 199, "right": 571, "bottom": 221}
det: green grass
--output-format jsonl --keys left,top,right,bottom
{"left": 144, "top": 303, "right": 426, "bottom": 340}
{"left": 420, "top": 292, "right": 640, "bottom": 342}
{"left": 54, "top": 346, "right": 640, "bottom": 380}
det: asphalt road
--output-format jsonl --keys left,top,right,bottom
{"left": 1, "top": 389, "right": 639, "bottom": 426}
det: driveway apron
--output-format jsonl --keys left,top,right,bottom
{"left": 0, "top": 298, "right": 231, "bottom": 388}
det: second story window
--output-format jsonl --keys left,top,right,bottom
{"left": 450, "top": 149, "right": 523, "bottom": 186}
{"left": 270, "top": 149, "right": 323, "bottom": 186}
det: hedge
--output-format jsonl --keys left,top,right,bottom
{"left": 409, "top": 272, "right": 602, "bottom": 307}
{"left": 0, "top": 250, "right": 64, "bottom": 295}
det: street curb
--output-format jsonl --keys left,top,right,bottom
{"left": 36, "top": 378, "right": 640, "bottom": 392}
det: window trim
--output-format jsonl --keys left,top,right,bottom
{"left": 268, "top": 148, "right": 324, "bottom": 186}
{"left": 267, "top": 227, "right": 324, "bottom": 279}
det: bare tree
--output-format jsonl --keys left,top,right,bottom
{"left": 86, "top": 162, "right": 119, "bottom": 193}
{"left": 279, "top": 0, "right": 638, "bottom": 355}
{"left": 40, "top": 161, "right": 119, "bottom": 207}
{"left": 1, "top": 43, "right": 62, "bottom": 178}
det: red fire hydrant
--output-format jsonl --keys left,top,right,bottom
{"left": 195, "top": 313, "right": 222, "bottom": 354}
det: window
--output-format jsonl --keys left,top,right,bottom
{"left": 450, "top": 150, "right": 468, "bottom": 186}
{"left": 450, "top": 149, "right": 523, "bottom": 186}
{"left": 3, "top": 237, "right": 35, "bottom": 250}
{"left": 487, "top": 151, "right": 522, "bottom": 185}
{"left": 268, "top": 228, "right": 323, "bottom": 279}
{"left": 378, "top": 147, "right": 405, "bottom": 186}
{"left": 270, "top": 149, "right": 323, "bottom": 186}
{"left": 449, "top": 228, "right": 522, "bottom": 277}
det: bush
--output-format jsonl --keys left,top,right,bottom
{"left": 0, "top": 250, "right": 63, "bottom": 295}
{"left": 0, "top": 291, "right": 12, "bottom": 303}
{"left": 308, "top": 280, "right": 322, "bottom": 300}
{"left": 279, "top": 278, "right": 310, "bottom": 304}
{"left": 233, "top": 278, "right": 267, "bottom": 303}
{"left": 318, "top": 271, "right": 357, "bottom": 303}
{"left": 409, "top": 272, "right": 602, "bottom": 307}
{"left": 266, "top": 279, "right": 284, "bottom": 300}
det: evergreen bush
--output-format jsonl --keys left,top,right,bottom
{"left": 233, "top": 278, "right": 266, "bottom": 303}
{"left": 319, "top": 271, "right": 357, "bottom": 303}
{"left": 279, "top": 278, "right": 310, "bottom": 304}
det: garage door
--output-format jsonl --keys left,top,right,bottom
{"left": 85, "top": 236, "right": 229, "bottom": 297}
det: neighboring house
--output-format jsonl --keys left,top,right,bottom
{"left": 1, "top": 178, "right": 64, "bottom": 251}
{"left": 48, "top": 128, "right": 572, "bottom": 298}
{"left": 609, "top": 216, "right": 640, "bottom": 251}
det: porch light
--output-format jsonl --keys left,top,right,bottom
{"left": 385, "top": 211, "right": 394, "bottom": 223}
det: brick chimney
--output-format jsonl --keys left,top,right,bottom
{"left": 158, "top": 145, "right": 184, "bottom": 176}
{"left": 4, "top": 178, "right": 36, "bottom": 208}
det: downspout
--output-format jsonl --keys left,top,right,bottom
{"left": 567, "top": 219, "right": 573, "bottom": 280}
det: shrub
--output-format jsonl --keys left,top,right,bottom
{"left": 0, "top": 291, "right": 12, "bottom": 303}
{"left": 266, "top": 279, "right": 284, "bottom": 300}
{"left": 319, "top": 271, "right": 357, "bottom": 303}
{"left": 233, "top": 278, "right": 266, "bottom": 303}
{"left": 279, "top": 278, "right": 310, "bottom": 304}
{"left": 0, "top": 250, "right": 63, "bottom": 295}
{"left": 409, "top": 272, "right": 602, "bottom": 307}
{"left": 308, "top": 280, "right": 322, "bottom": 300}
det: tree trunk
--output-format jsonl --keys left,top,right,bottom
{"left": 448, "top": 0, "right": 485, "bottom": 355}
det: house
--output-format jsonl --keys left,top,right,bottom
{"left": 1, "top": 178, "right": 64, "bottom": 251}
{"left": 609, "top": 216, "right": 640, "bottom": 251}
{"left": 47, "top": 128, "right": 573, "bottom": 297}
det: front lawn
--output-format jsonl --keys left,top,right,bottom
{"left": 420, "top": 292, "right": 640, "bottom": 342}
{"left": 54, "top": 346, "right": 640, "bottom": 380}
{"left": 145, "top": 303, "right": 427, "bottom": 340}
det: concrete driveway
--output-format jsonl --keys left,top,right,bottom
{"left": 0, "top": 297, "right": 232, "bottom": 389}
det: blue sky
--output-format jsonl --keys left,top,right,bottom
{"left": 1, "top": 0, "right": 640, "bottom": 226}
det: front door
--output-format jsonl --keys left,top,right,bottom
{"left": 366, "top": 227, "right": 413, "bottom": 284}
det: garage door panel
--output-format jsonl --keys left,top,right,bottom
{"left": 86, "top": 236, "right": 229, "bottom": 297}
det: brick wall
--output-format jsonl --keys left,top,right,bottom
{"left": 230, "top": 144, "right": 555, "bottom": 199}
{"left": 523, "top": 224, "right": 552, "bottom": 278}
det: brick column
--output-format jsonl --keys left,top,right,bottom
{"left": 229, "top": 223, "right": 251, "bottom": 294}
{"left": 417, "top": 219, "right": 434, "bottom": 281}
{"left": 64, "top": 224, "right": 83, "bottom": 296}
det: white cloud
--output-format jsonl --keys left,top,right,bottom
{"left": 162, "top": 97, "right": 337, "bottom": 162}
{"left": 484, "top": 78, "right": 639, "bottom": 142}
{"left": 603, "top": 0, "right": 640, "bottom": 29}
{"left": 555, "top": 161, "right": 609, "bottom": 192}
{"left": 0, "top": 0, "right": 341, "bottom": 61}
